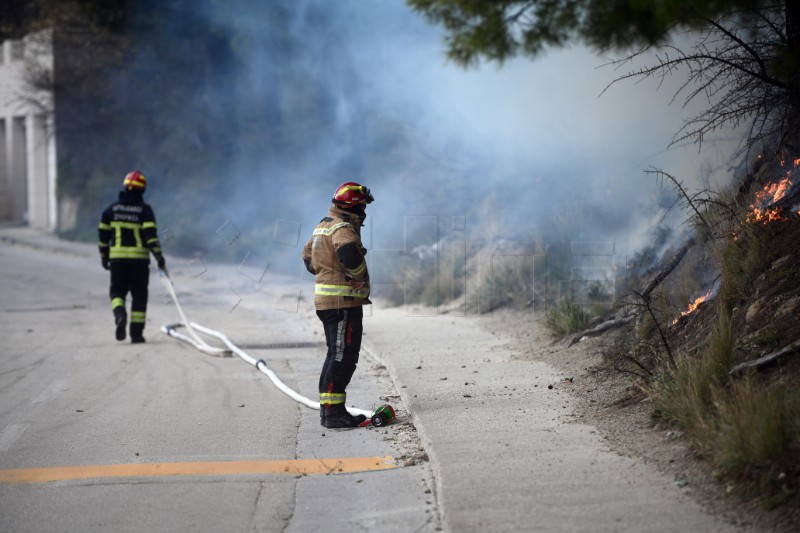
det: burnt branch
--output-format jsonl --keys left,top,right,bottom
{"left": 729, "top": 339, "right": 800, "bottom": 376}
{"left": 612, "top": 354, "right": 654, "bottom": 382}
{"left": 605, "top": 337, "right": 664, "bottom": 383}
{"left": 640, "top": 237, "right": 697, "bottom": 300}
{"left": 648, "top": 169, "right": 715, "bottom": 237}
{"left": 631, "top": 290, "right": 676, "bottom": 369}
{"left": 568, "top": 315, "right": 635, "bottom": 347}
{"left": 694, "top": 195, "right": 740, "bottom": 220}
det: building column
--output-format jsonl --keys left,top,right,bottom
{"left": 11, "top": 116, "right": 27, "bottom": 223}
{"left": 47, "top": 114, "right": 57, "bottom": 230}
{"left": 26, "top": 113, "right": 50, "bottom": 229}
{"left": 0, "top": 118, "right": 8, "bottom": 221}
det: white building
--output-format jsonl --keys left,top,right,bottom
{"left": 0, "top": 32, "right": 57, "bottom": 230}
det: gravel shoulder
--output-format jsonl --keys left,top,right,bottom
{"left": 484, "top": 308, "right": 799, "bottom": 533}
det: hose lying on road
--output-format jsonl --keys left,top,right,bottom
{"left": 158, "top": 270, "right": 231, "bottom": 357}
{"left": 158, "top": 270, "right": 371, "bottom": 418}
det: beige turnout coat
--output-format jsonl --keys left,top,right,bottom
{"left": 302, "top": 206, "right": 370, "bottom": 310}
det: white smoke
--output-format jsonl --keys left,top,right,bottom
{"left": 148, "top": 0, "right": 742, "bottom": 267}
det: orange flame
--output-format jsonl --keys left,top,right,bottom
{"left": 672, "top": 290, "right": 713, "bottom": 325}
{"left": 747, "top": 177, "right": 793, "bottom": 223}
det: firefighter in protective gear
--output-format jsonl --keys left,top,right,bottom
{"left": 98, "top": 170, "right": 167, "bottom": 343}
{"left": 302, "top": 181, "right": 374, "bottom": 428}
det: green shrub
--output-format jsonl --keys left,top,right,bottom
{"left": 753, "top": 325, "right": 780, "bottom": 347}
{"left": 651, "top": 308, "right": 799, "bottom": 504}
{"left": 544, "top": 300, "right": 589, "bottom": 336}
{"left": 651, "top": 309, "right": 734, "bottom": 437}
{"left": 719, "top": 222, "right": 778, "bottom": 308}
{"left": 713, "top": 378, "right": 800, "bottom": 498}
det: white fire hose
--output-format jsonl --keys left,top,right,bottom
{"left": 158, "top": 269, "right": 230, "bottom": 357}
{"left": 158, "top": 269, "right": 371, "bottom": 418}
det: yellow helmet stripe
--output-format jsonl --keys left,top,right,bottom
{"left": 337, "top": 185, "right": 362, "bottom": 194}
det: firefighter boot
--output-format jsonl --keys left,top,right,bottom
{"left": 114, "top": 308, "right": 127, "bottom": 342}
{"left": 323, "top": 403, "right": 367, "bottom": 428}
{"left": 130, "top": 322, "right": 146, "bottom": 344}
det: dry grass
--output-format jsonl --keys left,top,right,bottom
{"left": 651, "top": 309, "right": 735, "bottom": 435}
{"left": 544, "top": 300, "right": 590, "bottom": 336}
{"left": 718, "top": 219, "right": 783, "bottom": 308}
{"left": 713, "top": 378, "right": 800, "bottom": 505}
{"left": 650, "top": 308, "right": 799, "bottom": 507}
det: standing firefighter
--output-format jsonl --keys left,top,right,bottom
{"left": 302, "top": 182, "right": 374, "bottom": 428}
{"left": 98, "top": 170, "right": 167, "bottom": 343}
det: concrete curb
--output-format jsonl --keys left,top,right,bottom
{"left": 0, "top": 228, "right": 92, "bottom": 258}
{"left": 361, "top": 335, "right": 446, "bottom": 529}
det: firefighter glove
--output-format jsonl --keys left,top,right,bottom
{"left": 155, "top": 253, "right": 167, "bottom": 274}
{"left": 101, "top": 256, "right": 110, "bottom": 270}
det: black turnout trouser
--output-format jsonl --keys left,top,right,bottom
{"left": 317, "top": 307, "right": 363, "bottom": 406}
{"left": 110, "top": 260, "right": 150, "bottom": 336}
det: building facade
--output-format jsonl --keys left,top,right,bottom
{"left": 0, "top": 32, "right": 57, "bottom": 230}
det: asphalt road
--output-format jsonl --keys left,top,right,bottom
{"left": 0, "top": 232, "right": 435, "bottom": 532}
{"left": 1, "top": 228, "right": 746, "bottom": 532}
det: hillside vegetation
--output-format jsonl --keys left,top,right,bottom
{"left": 392, "top": 150, "right": 800, "bottom": 520}
{"left": 563, "top": 153, "right": 800, "bottom": 517}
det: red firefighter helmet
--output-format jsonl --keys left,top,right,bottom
{"left": 332, "top": 182, "right": 373, "bottom": 208}
{"left": 123, "top": 170, "right": 147, "bottom": 191}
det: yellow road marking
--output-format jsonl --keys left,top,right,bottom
{"left": 0, "top": 456, "right": 395, "bottom": 485}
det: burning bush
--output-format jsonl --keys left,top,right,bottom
{"left": 747, "top": 177, "right": 794, "bottom": 223}
{"left": 744, "top": 158, "right": 800, "bottom": 225}
{"left": 671, "top": 288, "right": 714, "bottom": 325}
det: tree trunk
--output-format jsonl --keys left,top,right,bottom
{"left": 729, "top": 339, "right": 800, "bottom": 376}
{"left": 785, "top": 0, "right": 800, "bottom": 144}
{"left": 568, "top": 315, "right": 635, "bottom": 347}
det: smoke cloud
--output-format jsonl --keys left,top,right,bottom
{"left": 80, "top": 0, "right": 740, "bottom": 277}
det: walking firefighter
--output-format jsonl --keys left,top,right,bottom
{"left": 98, "top": 170, "right": 167, "bottom": 343}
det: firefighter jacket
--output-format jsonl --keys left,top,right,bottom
{"left": 98, "top": 190, "right": 162, "bottom": 262}
{"left": 302, "top": 206, "right": 370, "bottom": 310}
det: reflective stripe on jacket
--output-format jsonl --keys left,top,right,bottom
{"left": 302, "top": 206, "right": 370, "bottom": 310}
{"left": 98, "top": 191, "right": 161, "bottom": 262}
